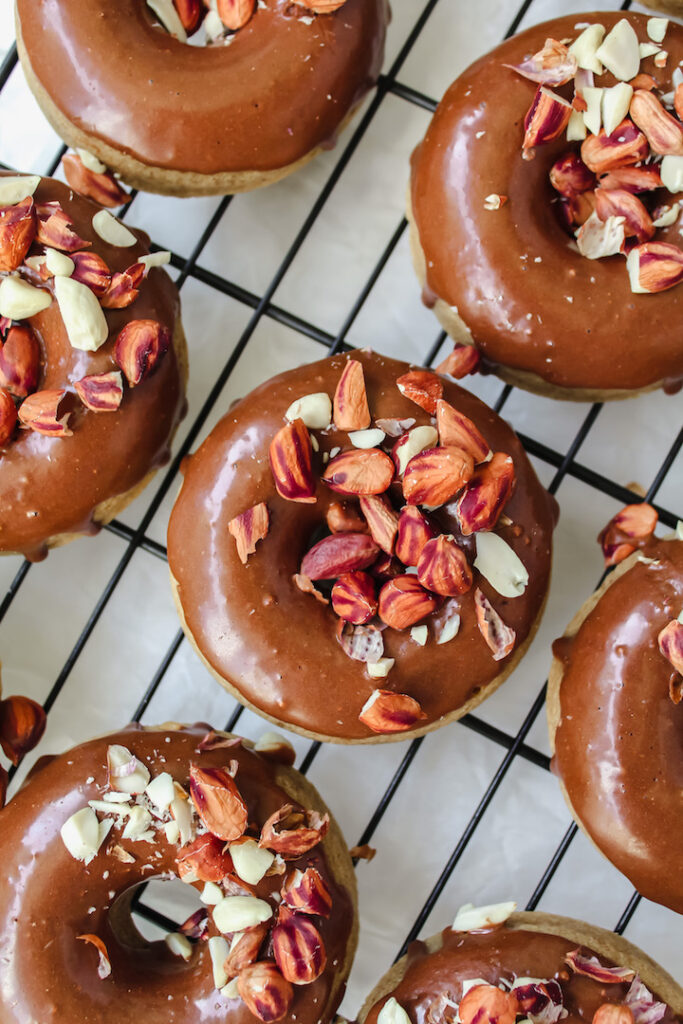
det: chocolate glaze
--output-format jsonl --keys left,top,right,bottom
{"left": 409, "top": 12, "right": 683, "bottom": 392}
{"left": 16, "top": 0, "right": 388, "bottom": 175}
{"left": 553, "top": 538, "right": 683, "bottom": 914}
{"left": 0, "top": 724, "right": 353, "bottom": 1024}
{"left": 0, "top": 175, "right": 184, "bottom": 560}
{"left": 167, "top": 350, "right": 556, "bottom": 740}
{"left": 363, "top": 927, "right": 681, "bottom": 1024}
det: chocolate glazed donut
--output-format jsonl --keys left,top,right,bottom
{"left": 0, "top": 723, "right": 357, "bottom": 1024}
{"left": 548, "top": 536, "right": 683, "bottom": 915}
{"left": 167, "top": 350, "right": 557, "bottom": 743}
{"left": 359, "top": 910, "right": 683, "bottom": 1024}
{"left": 408, "top": 12, "right": 683, "bottom": 400}
{"left": 15, "top": 0, "right": 388, "bottom": 196}
{"left": 0, "top": 172, "right": 186, "bottom": 561}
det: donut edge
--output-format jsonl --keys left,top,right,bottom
{"left": 405, "top": 189, "right": 666, "bottom": 403}
{"left": 356, "top": 911, "right": 683, "bottom": 1022}
{"left": 167, "top": 560, "right": 550, "bottom": 745}
{"left": 15, "top": 20, "right": 363, "bottom": 197}
{"left": 546, "top": 544, "right": 683, "bottom": 914}
{"left": 0, "top": 314, "right": 188, "bottom": 557}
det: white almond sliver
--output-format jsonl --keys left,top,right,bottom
{"left": 601, "top": 83, "right": 633, "bottom": 137}
{"left": 576, "top": 212, "right": 625, "bottom": 260}
{"left": 139, "top": 250, "right": 171, "bottom": 269}
{"left": 54, "top": 275, "right": 108, "bottom": 352}
{"left": 568, "top": 23, "right": 605, "bottom": 75}
{"left": 595, "top": 19, "right": 640, "bottom": 81}
{"left": 285, "top": 392, "right": 332, "bottom": 430}
{"left": 378, "top": 998, "right": 412, "bottom": 1024}
{"left": 92, "top": 209, "right": 137, "bottom": 248}
{"left": 0, "top": 276, "right": 51, "bottom": 320}
{"left": 395, "top": 425, "right": 438, "bottom": 476}
{"left": 626, "top": 248, "right": 647, "bottom": 294}
{"left": 44, "top": 247, "right": 75, "bottom": 278}
{"left": 474, "top": 532, "right": 529, "bottom": 599}
{"left": 204, "top": 9, "right": 225, "bottom": 40}
{"left": 349, "top": 428, "right": 386, "bottom": 449}
{"left": 230, "top": 838, "right": 275, "bottom": 885}
{"left": 661, "top": 155, "right": 683, "bottom": 194}
{"left": 146, "top": 0, "right": 187, "bottom": 41}
{"left": 647, "top": 17, "right": 668, "bottom": 44}
{"left": 367, "top": 658, "right": 395, "bottom": 679}
{"left": 212, "top": 895, "right": 272, "bottom": 934}
{"left": 639, "top": 42, "right": 661, "bottom": 59}
{"left": 437, "top": 613, "right": 460, "bottom": 645}
{"left": 410, "top": 625, "right": 428, "bottom": 646}
{"left": 254, "top": 731, "right": 295, "bottom": 760}
{"left": 201, "top": 881, "right": 224, "bottom": 905}
{"left": 567, "top": 109, "right": 587, "bottom": 142}
{"left": 0, "top": 174, "right": 41, "bottom": 207}
{"left": 122, "top": 805, "right": 153, "bottom": 840}
{"left": 165, "top": 932, "right": 193, "bottom": 960}
{"left": 208, "top": 936, "right": 230, "bottom": 989}
{"left": 582, "top": 86, "right": 604, "bottom": 136}
{"left": 164, "top": 820, "right": 180, "bottom": 844}
{"left": 76, "top": 148, "right": 107, "bottom": 174}
{"left": 452, "top": 900, "right": 517, "bottom": 932}
{"left": 145, "top": 771, "right": 175, "bottom": 811}
{"left": 60, "top": 807, "right": 102, "bottom": 862}
{"left": 221, "top": 978, "right": 240, "bottom": 999}
{"left": 106, "top": 744, "right": 151, "bottom": 794}
{"left": 652, "top": 203, "right": 680, "bottom": 228}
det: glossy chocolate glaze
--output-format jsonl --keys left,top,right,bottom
{"left": 0, "top": 175, "right": 184, "bottom": 560}
{"left": 409, "top": 12, "right": 683, "bottom": 392}
{"left": 553, "top": 538, "right": 683, "bottom": 914}
{"left": 16, "top": 0, "right": 388, "bottom": 174}
{"left": 363, "top": 927, "right": 681, "bottom": 1024}
{"left": 0, "top": 724, "right": 353, "bottom": 1024}
{"left": 167, "top": 350, "right": 556, "bottom": 740}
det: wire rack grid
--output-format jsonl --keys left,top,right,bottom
{"left": 0, "top": 0, "right": 681, "bottom": 1011}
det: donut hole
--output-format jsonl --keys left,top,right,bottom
{"left": 112, "top": 875, "right": 206, "bottom": 951}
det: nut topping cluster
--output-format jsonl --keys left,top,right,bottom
{"left": 0, "top": 173, "right": 172, "bottom": 446}
{"left": 504, "top": 18, "right": 683, "bottom": 293}
{"left": 378, "top": 901, "right": 671, "bottom": 1024}
{"left": 228, "top": 357, "right": 530, "bottom": 735}
{"left": 59, "top": 730, "right": 334, "bottom": 1022}
{"left": 145, "top": 0, "right": 349, "bottom": 46}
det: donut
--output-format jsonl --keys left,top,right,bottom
{"left": 359, "top": 905, "right": 683, "bottom": 1024}
{"left": 167, "top": 350, "right": 557, "bottom": 743}
{"left": 548, "top": 513, "right": 683, "bottom": 914}
{"left": 15, "top": 0, "right": 388, "bottom": 197}
{"left": 0, "top": 171, "right": 187, "bottom": 561}
{"left": 0, "top": 722, "right": 357, "bottom": 1023}
{"left": 408, "top": 11, "right": 683, "bottom": 401}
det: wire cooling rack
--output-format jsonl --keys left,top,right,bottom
{"left": 0, "top": 0, "right": 681, "bottom": 1008}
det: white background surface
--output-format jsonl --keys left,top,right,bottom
{"left": 0, "top": 0, "right": 682, "bottom": 1011}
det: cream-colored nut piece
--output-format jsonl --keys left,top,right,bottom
{"left": 568, "top": 23, "right": 605, "bottom": 74}
{"left": 647, "top": 18, "right": 668, "bottom": 45}
{"left": 122, "top": 805, "right": 153, "bottom": 840}
{"left": 639, "top": 43, "right": 661, "bottom": 60}
{"left": 106, "top": 744, "right": 151, "bottom": 794}
{"left": 653, "top": 203, "right": 680, "bottom": 228}
{"left": 595, "top": 18, "right": 640, "bottom": 81}
{"left": 285, "top": 393, "right": 332, "bottom": 430}
{"left": 76, "top": 148, "right": 107, "bottom": 174}
{"left": 0, "top": 276, "right": 51, "bottom": 320}
{"left": 378, "top": 997, "right": 412, "bottom": 1024}
{"left": 367, "top": 659, "right": 395, "bottom": 679}
{"left": 253, "top": 731, "right": 295, "bottom": 759}
{"left": 92, "top": 209, "right": 137, "bottom": 248}
{"left": 576, "top": 213, "right": 625, "bottom": 260}
{"left": 582, "top": 87, "right": 604, "bottom": 136}
{"left": 139, "top": 250, "right": 171, "bottom": 269}
{"left": 0, "top": 174, "right": 41, "bottom": 206}
{"left": 44, "top": 247, "right": 75, "bottom": 277}
{"left": 145, "top": 771, "right": 175, "bottom": 811}
{"left": 146, "top": 0, "right": 187, "bottom": 41}
{"left": 410, "top": 625, "right": 428, "bottom": 646}
{"left": 452, "top": 900, "right": 517, "bottom": 932}
{"left": 602, "top": 83, "right": 633, "bottom": 137}
{"left": 201, "top": 881, "right": 223, "bottom": 905}
{"left": 437, "top": 612, "right": 460, "bottom": 645}
{"left": 474, "top": 531, "right": 529, "bottom": 598}
{"left": 60, "top": 807, "right": 109, "bottom": 863}
{"left": 165, "top": 932, "right": 193, "bottom": 960}
{"left": 208, "top": 935, "right": 230, "bottom": 989}
{"left": 54, "top": 275, "right": 108, "bottom": 352}
{"left": 230, "top": 838, "right": 275, "bottom": 885}
{"left": 394, "top": 425, "right": 439, "bottom": 476}
{"left": 567, "top": 109, "right": 587, "bottom": 142}
{"left": 349, "top": 428, "right": 386, "bottom": 449}
{"left": 661, "top": 156, "right": 683, "bottom": 194}
{"left": 212, "top": 895, "right": 273, "bottom": 934}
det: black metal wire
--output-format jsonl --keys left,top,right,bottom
{"left": 1, "top": 0, "right": 680, "bottom": 966}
